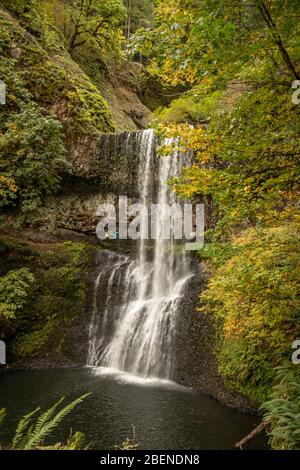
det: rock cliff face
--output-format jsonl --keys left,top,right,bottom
{"left": 36, "top": 131, "right": 159, "bottom": 235}
{"left": 75, "top": 131, "right": 153, "bottom": 184}
{"left": 40, "top": 186, "right": 135, "bottom": 236}
{"left": 0, "top": 8, "right": 162, "bottom": 241}
{"left": 174, "top": 262, "right": 257, "bottom": 413}
{"left": 97, "top": 62, "right": 151, "bottom": 132}
{"left": 0, "top": 8, "right": 151, "bottom": 179}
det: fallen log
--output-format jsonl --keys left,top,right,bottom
{"left": 235, "top": 417, "right": 271, "bottom": 449}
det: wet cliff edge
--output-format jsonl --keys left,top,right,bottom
{"left": 173, "top": 258, "right": 259, "bottom": 415}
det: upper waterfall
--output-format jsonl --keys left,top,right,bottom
{"left": 87, "top": 129, "right": 194, "bottom": 380}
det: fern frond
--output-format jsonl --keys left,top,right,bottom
{"left": 12, "top": 407, "right": 40, "bottom": 449}
{"left": 33, "top": 396, "right": 65, "bottom": 436}
{"left": 65, "top": 431, "right": 86, "bottom": 450}
{"left": 24, "top": 393, "right": 90, "bottom": 450}
{"left": 0, "top": 408, "right": 6, "bottom": 426}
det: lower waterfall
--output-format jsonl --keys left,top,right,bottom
{"left": 87, "top": 129, "right": 194, "bottom": 380}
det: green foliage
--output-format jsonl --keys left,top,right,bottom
{"left": 65, "top": 0, "right": 126, "bottom": 53}
{"left": 0, "top": 268, "right": 34, "bottom": 320}
{"left": 0, "top": 58, "right": 31, "bottom": 127}
{"left": 144, "top": 2, "right": 299, "bottom": 424}
{"left": 199, "top": 224, "right": 300, "bottom": 402}
{"left": 0, "top": 5, "right": 115, "bottom": 220}
{"left": 262, "top": 363, "right": 300, "bottom": 450}
{"left": 0, "top": 4, "right": 117, "bottom": 131}
{"left": 155, "top": 96, "right": 205, "bottom": 123}
{"left": 0, "top": 0, "right": 38, "bottom": 16}
{"left": 0, "top": 54, "right": 68, "bottom": 216}
{"left": 0, "top": 239, "right": 91, "bottom": 361}
{"left": 10, "top": 319, "right": 61, "bottom": 359}
{"left": 0, "top": 103, "right": 67, "bottom": 214}
{"left": 123, "top": 0, "right": 154, "bottom": 38}
{"left": 172, "top": 83, "right": 300, "bottom": 235}
{"left": 1, "top": 394, "right": 91, "bottom": 450}
{"left": 133, "top": 0, "right": 300, "bottom": 86}
{"left": 65, "top": 83, "right": 114, "bottom": 133}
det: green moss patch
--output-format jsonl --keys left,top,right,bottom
{"left": 0, "top": 237, "right": 93, "bottom": 364}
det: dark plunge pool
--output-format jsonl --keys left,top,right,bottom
{"left": 0, "top": 367, "right": 268, "bottom": 450}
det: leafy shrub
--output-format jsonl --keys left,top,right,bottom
{"left": 262, "top": 363, "right": 300, "bottom": 450}
{"left": 199, "top": 223, "right": 300, "bottom": 401}
{"left": 0, "top": 0, "right": 37, "bottom": 16}
{"left": 0, "top": 268, "right": 34, "bottom": 320}
{"left": 0, "top": 103, "right": 67, "bottom": 214}
{"left": 155, "top": 96, "right": 205, "bottom": 123}
{"left": 0, "top": 58, "right": 68, "bottom": 216}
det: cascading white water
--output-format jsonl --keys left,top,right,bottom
{"left": 87, "top": 129, "right": 193, "bottom": 379}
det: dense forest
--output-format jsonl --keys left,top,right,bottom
{"left": 0, "top": 0, "right": 299, "bottom": 453}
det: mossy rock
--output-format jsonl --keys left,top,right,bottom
{"left": 0, "top": 8, "right": 115, "bottom": 176}
{"left": 0, "top": 238, "right": 95, "bottom": 365}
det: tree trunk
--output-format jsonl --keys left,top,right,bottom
{"left": 258, "top": 1, "right": 299, "bottom": 80}
{"left": 126, "top": 0, "right": 132, "bottom": 40}
{"left": 235, "top": 418, "right": 271, "bottom": 449}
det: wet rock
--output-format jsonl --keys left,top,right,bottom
{"left": 174, "top": 260, "right": 258, "bottom": 414}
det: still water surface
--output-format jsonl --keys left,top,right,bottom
{"left": 0, "top": 368, "right": 268, "bottom": 450}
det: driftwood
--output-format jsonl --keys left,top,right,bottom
{"left": 235, "top": 417, "right": 271, "bottom": 449}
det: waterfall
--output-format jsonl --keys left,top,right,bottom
{"left": 87, "top": 129, "right": 194, "bottom": 380}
